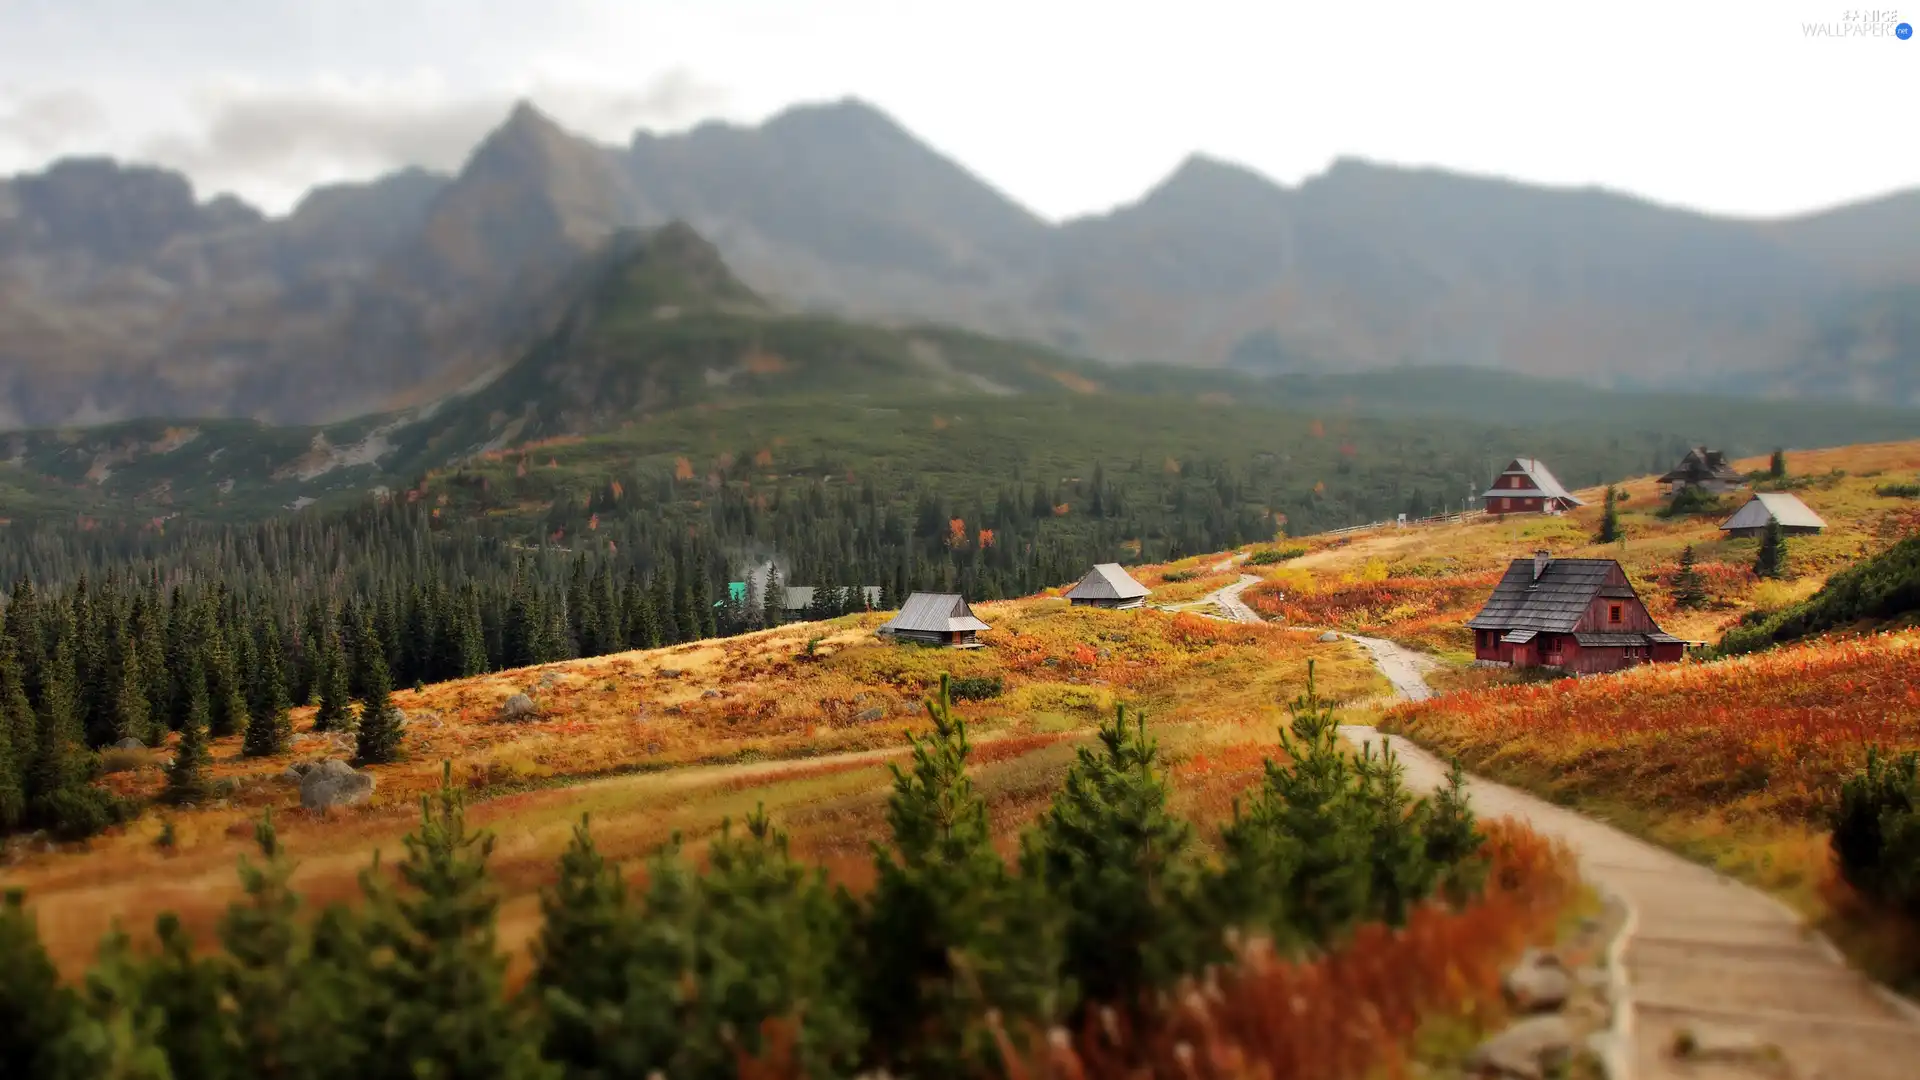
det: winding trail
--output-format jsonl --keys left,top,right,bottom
{"left": 1201, "top": 573, "right": 1920, "bottom": 1079}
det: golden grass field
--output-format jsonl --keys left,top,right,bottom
{"left": 9, "top": 592, "right": 1383, "bottom": 976}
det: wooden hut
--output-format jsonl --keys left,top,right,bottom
{"left": 1719, "top": 493, "right": 1826, "bottom": 538}
{"left": 1466, "top": 552, "right": 1686, "bottom": 673}
{"left": 1064, "top": 563, "right": 1150, "bottom": 609}
{"left": 876, "top": 593, "right": 989, "bottom": 648}
{"left": 1480, "top": 458, "right": 1583, "bottom": 515}
{"left": 1658, "top": 447, "right": 1743, "bottom": 495}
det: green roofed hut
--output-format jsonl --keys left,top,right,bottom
{"left": 877, "top": 592, "right": 990, "bottom": 648}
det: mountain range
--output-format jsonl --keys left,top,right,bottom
{"left": 2, "top": 96, "right": 1918, "bottom": 431}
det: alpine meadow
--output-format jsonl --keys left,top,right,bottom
{"left": 5, "top": 14, "right": 1920, "bottom": 1078}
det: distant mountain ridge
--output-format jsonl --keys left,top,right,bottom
{"left": 2, "top": 96, "right": 1918, "bottom": 430}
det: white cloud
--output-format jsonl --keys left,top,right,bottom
{"left": 132, "top": 69, "right": 728, "bottom": 211}
{"left": 0, "top": 89, "right": 111, "bottom": 154}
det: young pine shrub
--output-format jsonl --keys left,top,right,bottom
{"left": 1033, "top": 704, "right": 1214, "bottom": 1022}
{"left": 534, "top": 811, "right": 862, "bottom": 1080}
{"left": 1212, "top": 661, "right": 1375, "bottom": 946}
{"left": 859, "top": 673, "right": 1065, "bottom": 1078}
{"left": 0, "top": 890, "right": 98, "bottom": 1080}
{"left": 1831, "top": 748, "right": 1920, "bottom": 918}
{"left": 356, "top": 761, "right": 549, "bottom": 1079}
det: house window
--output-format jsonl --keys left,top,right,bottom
{"left": 1609, "top": 603, "right": 1623, "bottom": 624}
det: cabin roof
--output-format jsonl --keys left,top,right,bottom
{"left": 1658, "top": 446, "right": 1741, "bottom": 484}
{"left": 1064, "top": 562, "right": 1150, "bottom": 601}
{"left": 879, "top": 592, "right": 990, "bottom": 634}
{"left": 1720, "top": 492, "right": 1826, "bottom": 531}
{"left": 1480, "top": 457, "right": 1585, "bottom": 505}
{"left": 1467, "top": 558, "right": 1623, "bottom": 633}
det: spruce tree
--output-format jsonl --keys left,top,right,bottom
{"left": 243, "top": 620, "right": 293, "bottom": 759}
{"left": 1756, "top": 517, "right": 1788, "bottom": 579}
{"left": 312, "top": 624, "right": 353, "bottom": 733}
{"left": 112, "top": 640, "right": 150, "bottom": 746}
{"left": 145, "top": 912, "right": 234, "bottom": 1079}
{"left": 1424, "top": 758, "right": 1487, "bottom": 904}
{"left": 5, "top": 577, "right": 47, "bottom": 712}
{"left": 353, "top": 640, "right": 403, "bottom": 766}
{"left": 1035, "top": 704, "right": 1208, "bottom": 1016}
{"left": 1769, "top": 448, "right": 1787, "bottom": 480}
{"left": 648, "top": 570, "right": 675, "bottom": 647}
{"left": 80, "top": 928, "right": 175, "bottom": 1079}
{"left": 0, "top": 889, "right": 95, "bottom": 1080}
{"left": 1673, "top": 544, "right": 1707, "bottom": 608}
{"left": 762, "top": 563, "right": 785, "bottom": 628}
{"left": 166, "top": 654, "right": 213, "bottom": 806}
{"left": 359, "top": 763, "right": 550, "bottom": 1079}
{"left": 1596, "top": 485, "right": 1621, "bottom": 543}
{"left": 530, "top": 815, "right": 633, "bottom": 1071}
{"left": 0, "top": 614, "right": 29, "bottom": 831}
{"left": 298, "top": 903, "right": 381, "bottom": 1078}
{"left": 1352, "top": 738, "right": 1436, "bottom": 927}
{"left": 29, "top": 622, "right": 113, "bottom": 838}
{"left": 219, "top": 811, "right": 304, "bottom": 1078}
{"left": 1213, "top": 661, "right": 1375, "bottom": 945}
{"left": 131, "top": 590, "right": 170, "bottom": 739}
{"left": 69, "top": 577, "right": 108, "bottom": 748}
{"left": 207, "top": 634, "right": 251, "bottom": 740}
{"left": 860, "top": 674, "right": 1064, "bottom": 1074}
{"left": 460, "top": 587, "right": 488, "bottom": 676}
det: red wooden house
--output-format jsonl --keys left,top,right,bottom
{"left": 1480, "top": 458, "right": 1583, "bottom": 515}
{"left": 1466, "top": 552, "right": 1686, "bottom": 674}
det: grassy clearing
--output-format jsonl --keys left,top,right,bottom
{"left": 8, "top": 578, "right": 1383, "bottom": 976}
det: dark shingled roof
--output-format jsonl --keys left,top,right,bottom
{"left": 1466, "top": 558, "right": 1620, "bottom": 633}
{"left": 1658, "top": 447, "right": 1742, "bottom": 485}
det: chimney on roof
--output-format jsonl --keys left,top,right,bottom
{"left": 1532, "top": 550, "right": 1550, "bottom": 581}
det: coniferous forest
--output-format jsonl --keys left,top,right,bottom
{"left": 0, "top": 671, "right": 1542, "bottom": 1080}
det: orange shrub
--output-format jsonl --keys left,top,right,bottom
{"left": 1387, "top": 631, "right": 1920, "bottom": 823}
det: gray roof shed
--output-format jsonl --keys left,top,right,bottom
{"left": 1065, "top": 563, "right": 1150, "bottom": 601}
{"left": 878, "top": 593, "right": 990, "bottom": 634}
{"left": 1719, "top": 493, "right": 1826, "bottom": 532}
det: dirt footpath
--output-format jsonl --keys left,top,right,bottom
{"left": 1199, "top": 574, "right": 1920, "bottom": 1077}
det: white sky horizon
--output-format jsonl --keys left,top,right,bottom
{"left": 1, "top": 0, "right": 1914, "bottom": 223}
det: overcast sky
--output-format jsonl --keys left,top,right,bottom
{"left": 0, "top": 0, "right": 1913, "bottom": 220}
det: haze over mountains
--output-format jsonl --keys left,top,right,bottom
{"left": 2, "top": 96, "right": 1918, "bottom": 431}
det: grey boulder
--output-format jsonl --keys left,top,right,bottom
{"left": 299, "top": 759, "right": 376, "bottom": 811}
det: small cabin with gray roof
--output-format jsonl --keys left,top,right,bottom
{"left": 1481, "top": 458, "right": 1584, "bottom": 516}
{"left": 1719, "top": 493, "right": 1826, "bottom": 538}
{"left": 1467, "top": 552, "right": 1685, "bottom": 674}
{"left": 1064, "top": 563, "right": 1150, "bottom": 609}
{"left": 876, "top": 592, "right": 990, "bottom": 648}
